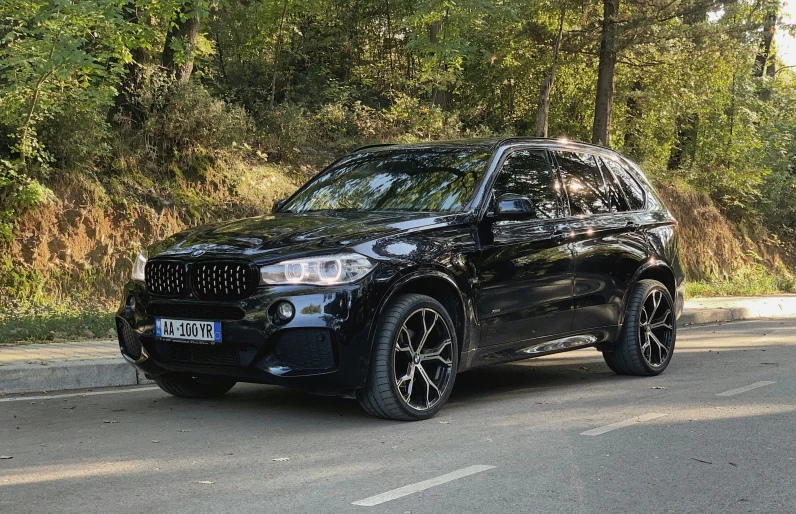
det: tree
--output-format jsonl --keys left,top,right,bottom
{"left": 162, "top": 0, "right": 206, "bottom": 83}
{"left": 535, "top": 7, "right": 566, "bottom": 138}
{"left": 592, "top": 0, "right": 619, "bottom": 146}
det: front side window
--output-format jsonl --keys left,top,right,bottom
{"left": 492, "top": 150, "right": 560, "bottom": 219}
{"left": 283, "top": 148, "right": 493, "bottom": 213}
{"left": 603, "top": 158, "right": 646, "bottom": 211}
{"left": 555, "top": 152, "right": 610, "bottom": 215}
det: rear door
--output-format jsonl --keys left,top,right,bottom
{"left": 553, "top": 151, "right": 648, "bottom": 333}
{"left": 477, "top": 149, "right": 574, "bottom": 346}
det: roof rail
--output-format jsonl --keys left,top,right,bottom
{"left": 352, "top": 142, "right": 397, "bottom": 152}
{"left": 495, "top": 136, "right": 611, "bottom": 151}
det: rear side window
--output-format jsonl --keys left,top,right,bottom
{"left": 493, "top": 150, "right": 560, "bottom": 219}
{"left": 555, "top": 152, "right": 610, "bottom": 215}
{"left": 603, "top": 158, "right": 646, "bottom": 211}
{"left": 598, "top": 158, "right": 630, "bottom": 212}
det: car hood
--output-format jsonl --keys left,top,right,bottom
{"left": 149, "top": 211, "right": 459, "bottom": 262}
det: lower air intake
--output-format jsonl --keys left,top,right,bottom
{"left": 273, "top": 329, "right": 336, "bottom": 370}
{"left": 116, "top": 317, "right": 142, "bottom": 360}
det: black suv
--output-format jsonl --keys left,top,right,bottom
{"left": 116, "top": 138, "right": 684, "bottom": 421}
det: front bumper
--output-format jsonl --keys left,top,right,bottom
{"left": 115, "top": 276, "right": 384, "bottom": 395}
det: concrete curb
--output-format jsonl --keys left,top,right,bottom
{"left": 680, "top": 296, "right": 796, "bottom": 326}
{"left": 0, "top": 359, "right": 152, "bottom": 396}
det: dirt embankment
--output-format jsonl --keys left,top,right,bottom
{"left": 2, "top": 162, "right": 298, "bottom": 308}
{"left": 655, "top": 180, "right": 792, "bottom": 280}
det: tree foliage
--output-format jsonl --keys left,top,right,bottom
{"left": 0, "top": 0, "right": 795, "bottom": 254}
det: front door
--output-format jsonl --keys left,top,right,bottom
{"left": 477, "top": 149, "right": 574, "bottom": 346}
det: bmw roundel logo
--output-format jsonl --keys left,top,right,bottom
{"left": 191, "top": 249, "right": 206, "bottom": 257}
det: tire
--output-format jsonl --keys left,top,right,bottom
{"left": 357, "top": 294, "right": 458, "bottom": 421}
{"left": 154, "top": 374, "right": 237, "bottom": 398}
{"left": 603, "top": 279, "right": 676, "bottom": 376}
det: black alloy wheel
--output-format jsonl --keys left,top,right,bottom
{"left": 603, "top": 279, "right": 676, "bottom": 376}
{"left": 358, "top": 294, "right": 458, "bottom": 421}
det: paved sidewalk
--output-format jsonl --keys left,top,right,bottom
{"left": 0, "top": 340, "right": 149, "bottom": 395}
{"left": 1, "top": 295, "right": 795, "bottom": 396}
{"left": 681, "top": 294, "right": 796, "bottom": 325}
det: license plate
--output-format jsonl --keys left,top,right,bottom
{"left": 155, "top": 318, "right": 221, "bottom": 344}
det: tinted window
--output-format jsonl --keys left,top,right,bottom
{"left": 598, "top": 158, "right": 630, "bottom": 212}
{"left": 283, "top": 148, "right": 492, "bottom": 213}
{"left": 555, "top": 152, "right": 610, "bottom": 215}
{"left": 603, "top": 158, "right": 646, "bottom": 211}
{"left": 493, "top": 150, "right": 559, "bottom": 219}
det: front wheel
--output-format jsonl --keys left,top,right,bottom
{"left": 154, "top": 374, "right": 237, "bottom": 398}
{"left": 604, "top": 279, "right": 676, "bottom": 376}
{"left": 357, "top": 294, "right": 458, "bottom": 421}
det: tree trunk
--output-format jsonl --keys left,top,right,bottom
{"left": 162, "top": 3, "right": 201, "bottom": 83}
{"left": 623, "top": 79, "right": 642, "bottom": 157}
{"left": 755, "top": 2, "right": 778, "bottom": 78}
{"left": 270, "top": 0, "right": 289, "bottom": 107}
{"left": 667, "top": 113, "right": 699, "bottom": 170}
{"left": 591, "top": 0, "right": 619, "bottom": 146}
{"left": 429, "top": 13, "right": 451, "bottom": 111}
{"left": 535, "top": 7, "right": 566, "bottom": 137}
{"left": 111, "top": 1, "right": 150, "bottom": 126}
{"left": 667, "top": 0, "right": 709, "bottom": 169}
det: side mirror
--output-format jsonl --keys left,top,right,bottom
{"left": 273, "top": 198, "right": 287, "bottom": 213}
{"left": 494, "top": 193, "right": 535, "bottom": 218}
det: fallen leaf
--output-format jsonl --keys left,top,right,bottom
{"left": 224, "top": 452, "right": 234, "bottom": 456}
{"left": 729, "top": 462, "right": 737, "bottom": 467}
{"left": 650, "top": 386, "right": 666, "bottom": 390}
{"left": 63, "top": 406, "right": 76, "bottom": 410}
{"left": 691, "top": 458, "right": 712, "bottom": 464}
{"left": 439, "top": 421, "right": 451, "bottom": 424}
{"left": 0, "top": 456, "right": 12, "bottom": 460}
{"left": 152, "top": 441, "right": 160, "bottom": 444}
{"left": 177, "top": 429, "right": 191, "bottom": 432}
{"left": 103, "top": 420, "right": 119, "bottom": 424}
{"left": 197, "top": 481, "right": 215, "bottom": 485}
{"left": 272, "top": 457, "right": 289, "bottom": 462}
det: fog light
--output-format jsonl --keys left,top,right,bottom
{"left": 276, "top": 301, "right": 295, "bottom": 322}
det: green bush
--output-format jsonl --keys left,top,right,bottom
{"left": 0, "top": 159, "right": 52, "bottom": 241}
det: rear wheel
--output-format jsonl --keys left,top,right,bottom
{"left": 154, "top": 374, "right": 237, "bottom": 398}
{"left": 357, "top": 294, "right": 458, "bottom": 421}
{"left": 604, "top": 279, "right": 676, "bottom": 376}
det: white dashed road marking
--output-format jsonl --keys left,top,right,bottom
{"left": 716, "top": 381, "right": 776, "bottom": 397}
{"left": 0, "top": 386, "right": 160, "bottom": 403}
{"left": 352, "top": 465, "right": 496, "bottom": 506}
{"left": 581, "top": 412, "right": 666, "bottom": 436}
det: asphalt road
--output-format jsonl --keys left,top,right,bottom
{"left": 1, "top": 319, "right": 795, "bottom": 514}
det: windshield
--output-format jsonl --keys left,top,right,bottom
{"left": 282, "top": 148, "right": 493, "bottom": 213}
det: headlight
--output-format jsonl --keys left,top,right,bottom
{"left": 260, "top": 253, "right": 374, "bottom": 285}
{"left": 131, "top": 251, "right": 148, "bottom": 282}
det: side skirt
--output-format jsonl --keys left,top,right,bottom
{"left": 461, "top": 327, "right": 618, "bottom": 370}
